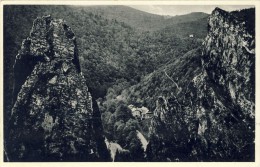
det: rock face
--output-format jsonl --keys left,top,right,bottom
{"left": 8, "top": 16, "right": 110, "bottom": 161}
{"left": 147, "top": 8, "right": 255, "bottom": 161}
{"left": 193, "top": 7, "right": 255, "bottom": 161}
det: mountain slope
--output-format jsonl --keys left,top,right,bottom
{"left": 74, "top": 6, "right": 209, "bottom": 33}
{"left": 71, "top": 5, "right": 165, "bottom": 32}
{"left": 4, "top": 5, "right": 206, "bottom": 103}
{"left": 123, "top": 47, "right": 203, "bottom": 110}
{"left": 162, "top": 16, "right": 208, "bottom": 39}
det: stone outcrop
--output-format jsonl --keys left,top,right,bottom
{"left": 7, "top": 15, "right": 110, "bottom": 161}
{"left": 147, "top": 7, "right": 255, "bottom": 161}
{"left": 202, "top": 7, "right": 255, "bottom": 118}
{"left": 147, "top": 96, "right": 193, "bottom": 162}
{"left": 193, "top": 7, "right": 255, "bottom": 161}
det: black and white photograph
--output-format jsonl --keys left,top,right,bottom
{"left": 1, "top": 1, "right": 258, "bottom": 164}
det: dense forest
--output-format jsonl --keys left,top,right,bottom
{"left": 4, "top": 5, "right": 255, "bottom": 162}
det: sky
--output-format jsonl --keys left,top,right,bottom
{"left": 128, "top": 5, "right": 254, "bottom": 16}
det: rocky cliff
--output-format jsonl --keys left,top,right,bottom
{"left": 7, "top": 15, "right": 110, "bottom": 161}
{"left": 147, "top": 7, "right": 255, "bottom": 161}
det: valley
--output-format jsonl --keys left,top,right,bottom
{"left": 3, "top": 5, "right": 255, "bottom": 162}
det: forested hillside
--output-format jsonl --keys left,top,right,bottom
{"left": 71, "top": 6, "right": 209, "bottom": 33}
{"left": 4, "top": 5, "right": 207, "bottom": 100}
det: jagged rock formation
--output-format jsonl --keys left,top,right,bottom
{"left": 147, "top": 96, "right": 193, "bottom": 162}
{"left": 147, "top": 7, "right": 255, "bottom": 161}
{"left": 7, "top": 15, "right": 110, "bottom": 162}
{"left": 195, "top": 8, "right": 255, "bottom": 161}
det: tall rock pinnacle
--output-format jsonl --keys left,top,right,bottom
{"left": 8, "top": 15, "right": 110, "bottom": 161}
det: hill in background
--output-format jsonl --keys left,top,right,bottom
{"left": 72, "top": 6, "right": 209, "bottom": 33}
